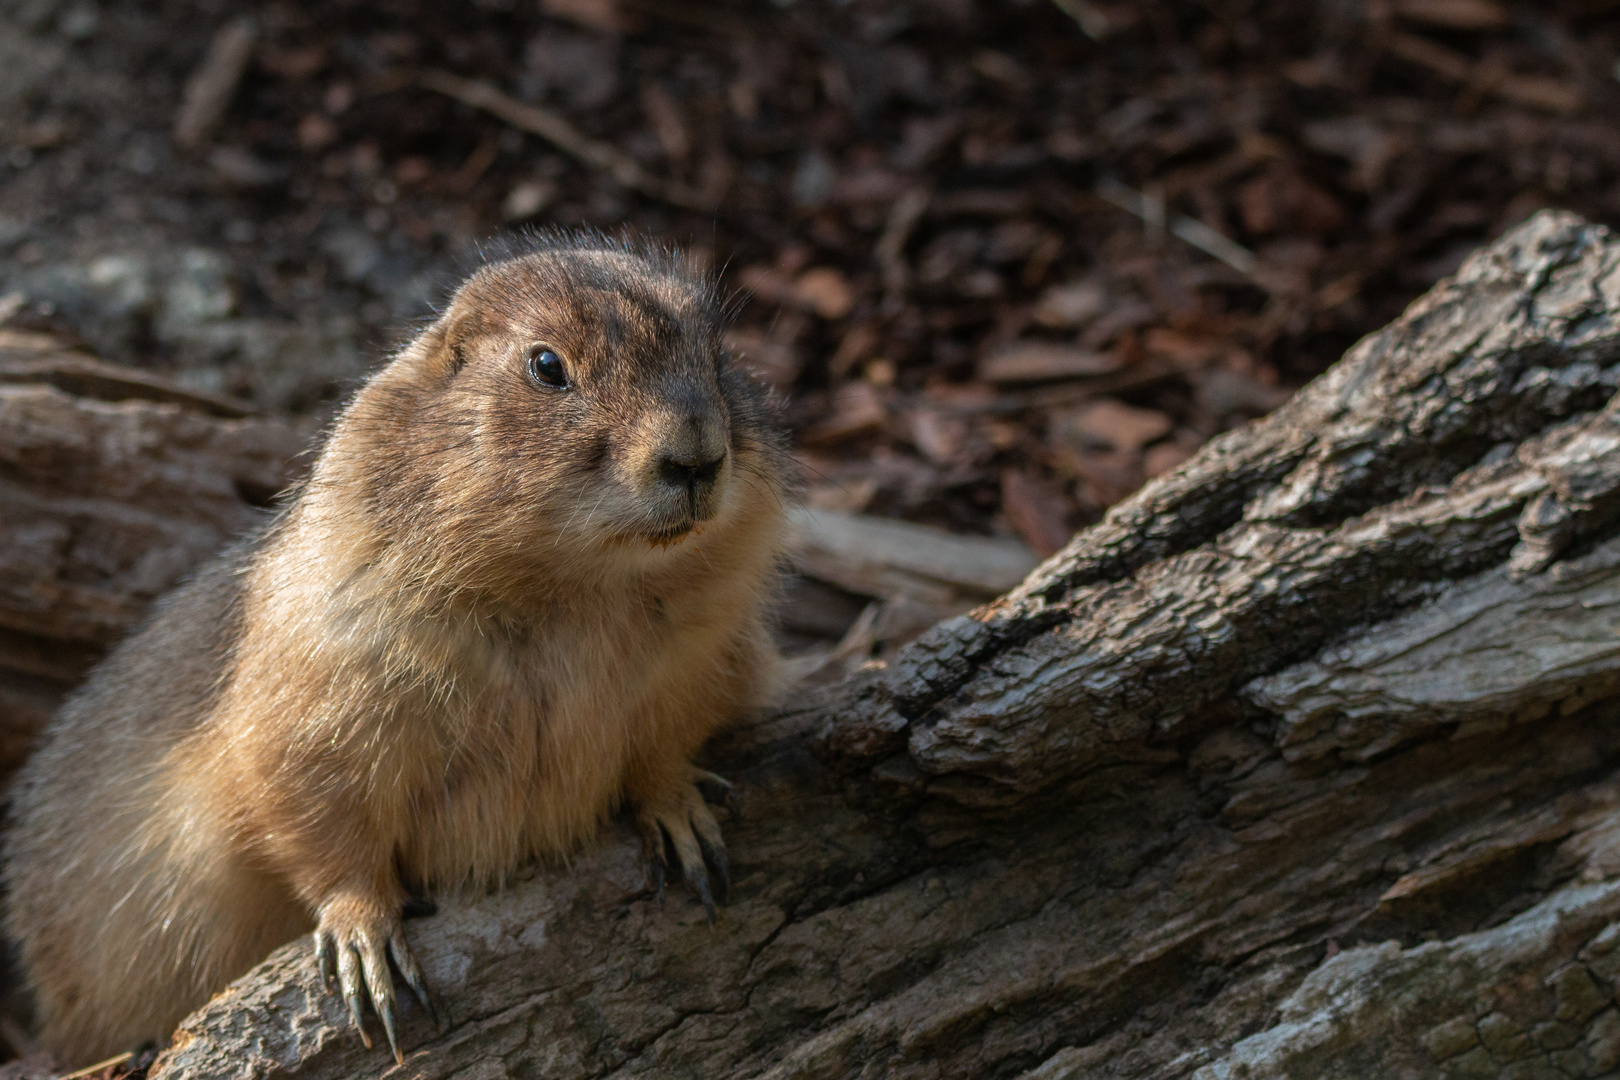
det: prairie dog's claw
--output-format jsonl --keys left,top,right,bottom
{"left": 358, "top": 931, "right": 402, "bottom": 1064}
{"left": 315, "top": 899, "right": 436, "bottom": 1062}
{"left": 390, "top": 925, "right": 446, "bottom": 1031}
{"left": 314, "top": 928, "right": 337, "bottom": 990}
{"left": 337, "top": 942, "right": 371, "bottom": 1050}
{"left": 692, "top": 769, "right": 733, "bottom": 806}
{"left": 697, "top": 831, "right": 730, "bottom": 906}
{"left": 685, "top": 851, "right": 716, "bottom": 922}
{"left": 637, "top": 772, "right": 730, "bottom": 921}
{"left": 648, "top": 843, "right": 669, "bottom": 908}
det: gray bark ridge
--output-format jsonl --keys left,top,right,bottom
{"left": 841, "top": 207, "right": 1620, "bottom": 799}
{"left": 154, "top": 210, "right": 1620, "bottom": 1079}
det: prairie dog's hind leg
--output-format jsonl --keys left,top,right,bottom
{"left": 631, "top": 764, "right": 731, "bottom": 921}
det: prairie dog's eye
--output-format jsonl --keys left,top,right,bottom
{"left": 526, "top": 345, "right": 569, "bottom": 389}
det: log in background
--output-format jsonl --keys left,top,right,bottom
{"left": 10, "top": 211, "right": 1620, "bottom": 1077}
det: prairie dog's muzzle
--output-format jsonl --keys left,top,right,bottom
{"left": 635, "top": 395, "right": 730, "bottom": 524}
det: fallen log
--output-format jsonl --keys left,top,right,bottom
{"left": 21, "top": 210, "right": 1620, "bottom": 1079}
{"left": 0, "top": 328, "right": 305, "bottom": 786}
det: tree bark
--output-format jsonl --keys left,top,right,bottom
{"left": 35, "top": 209, "right": 1620, "bottom": 1078}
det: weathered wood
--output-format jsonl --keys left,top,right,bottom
{"left": 48, "top": 211, "right": 1620, "bottom": 1079}
{"left": 0, "top": 332, "right": 304, "bottom": 784}
{"left": 789, "top": 506, "right": 1040, "bottom": 603}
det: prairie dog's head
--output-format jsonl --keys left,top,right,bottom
{"left": 328, "top": 236, "right": 787, "bottom": 588}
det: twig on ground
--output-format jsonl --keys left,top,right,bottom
{"left": 418, "top": 70, "right": 713, "bottom": 212}
{"left": 1383, "top": 31, "right": 1584, "bottom": 113}
{"left": 1048, "top": 0, "right": 1111, "bottom": 40}
{"left": 58, "top": 1051, "right": 133, "bottom": 1080}
{"left": 1095, "top": 178, "right": 1261, "bottom": 277}
{"left": 173, "top": 19, "right": 258, "bottom": 149}
{"left": 875, "top": 188, "right": 929, "bottom": 309}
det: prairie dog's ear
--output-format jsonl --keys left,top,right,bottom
{"left": 399, "top": 317, "right": 462, "bottom": 382}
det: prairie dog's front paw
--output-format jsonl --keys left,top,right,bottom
{"left": 637, "top": 769, "right": 730, "bottom": 921}
{"left": 314, "top": 894, "right": 442, "bottom": 1064}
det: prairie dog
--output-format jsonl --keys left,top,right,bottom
{"left": 4, "top": 237, "right": 791, "bottom": 1065}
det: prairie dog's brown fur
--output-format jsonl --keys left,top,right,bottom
{"left": 4, "top": 237, "right": 791, "bottom": 1065}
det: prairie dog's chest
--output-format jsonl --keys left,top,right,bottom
{"left": 445, "top": 589, "right": 677, "bottom": 724}
{"left": 399, "top": 590, "right": 688, "bottom": 881}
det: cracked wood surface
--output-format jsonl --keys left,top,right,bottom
{"left": 78, "top": 211, "right": 1620, "bottom": 1078}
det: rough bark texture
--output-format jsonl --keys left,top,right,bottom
{"left": 0, "top": 329, "right": 305, "bottom": 784}
{"left": 37, "top": 209, "right": 1620, "bottom": 1078}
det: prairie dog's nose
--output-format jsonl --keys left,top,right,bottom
{"left": 652, "top": 408, "right": 728, "bottom": 495}
{"left": 658, "top": 449, "right": 727, "bottom": 490}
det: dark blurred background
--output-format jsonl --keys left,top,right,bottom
{"left": 2, "top": 0, "right": 1617, "bottom": 552}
